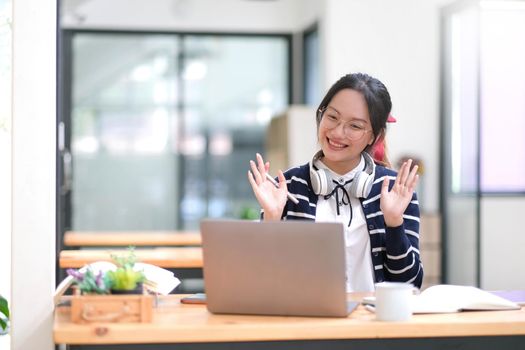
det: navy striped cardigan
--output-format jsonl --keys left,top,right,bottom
{"left": 264, "top": 162, "right": 423, "bottom": 288}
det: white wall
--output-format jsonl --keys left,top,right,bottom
{"left": 62, "top": 0, "right": 307, "bottom": 32}
{"left": 481, "top": 198, "right": 525, "bottom": 289}
{"left": 0, "top": 1, "right": 12, "bottom": 346}
{"left": 322, "top": 0, "right": 455, "bottom": 213}
{"left": 297, "top": 0, "right": 325, "bottom": 30}
{"left": 11, "top": 0, "right": 56, "bottom": 349}
{"left": 0, "top": 129, "right": 11, "bottom": 348}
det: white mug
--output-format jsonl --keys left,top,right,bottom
{"left": 374, "top": 282, "right": 415, "bottom": 322}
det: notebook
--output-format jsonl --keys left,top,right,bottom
{"left": 489, "top": 290, "right": 525, "bottom": 306}
{"left": 362, "top": 284, "right": 521, "bottom": 313}
{"left": 200, "top": 219, "right": 357, "bottom": 317}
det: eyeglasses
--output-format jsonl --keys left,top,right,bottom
{"left": 318, "top": 108, "right": 372, "bottom": 141}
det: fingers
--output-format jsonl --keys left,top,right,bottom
{"left": 409, "top": 174, "right": 420, "bottom": 192}
{"left": 277, "top": 170, "right": 286, "bottom": 190}
{"left": 249, "top": 160, "right": 262, "bottom": 184}
{"left": 256, "top": 153, "right": 267, "bottom": 181}
{"left": 381, "top": 176, "right": 390, "bottom": 195}
{"left": 247, "top": 170, "right": 268, "bottom": 208}
{"left": 249, "top": 153, "right": 272, "bottom": 187}
{"left": 406, "top": 168, "right": 419, "bottom": 192}
{"left": 397, "top": 159, "right": 412, "bottom": 187}
{"left": 247, "top": 170, "right": 258, "bottom": 190}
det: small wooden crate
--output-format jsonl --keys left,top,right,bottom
{"left": 70, "top": 294, "right": 153, "bottom": 324}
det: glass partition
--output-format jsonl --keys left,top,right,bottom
{"left": 441, "top": 2, "right": 480, "bottom": 285}
{"left": 64, "top": 32, "right": 289, "bottom": 231}
{"left": 441, "top": 1, "right": 525, "bottom": 286}
{"left": 179, "top": 35, "right": 288, "bottom": 229}
{"left": 480, "top": 4, "right": 525, "bottom": 192}
{"left": 70, "top": 33, "right": 180, "bottom": 230}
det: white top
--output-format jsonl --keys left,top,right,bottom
{"left": 314, "top": 156, "right": 375, "bottom": 292}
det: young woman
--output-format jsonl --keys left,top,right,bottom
{"left": 248, "top": 73, "right": 423, "bottom": 291}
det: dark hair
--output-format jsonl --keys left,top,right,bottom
{"left": 316, "top": 73, "right": 392, "bottom": 149}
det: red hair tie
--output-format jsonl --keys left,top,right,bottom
{"left": 387, "top": 113, "right": 397, "bottom": 123}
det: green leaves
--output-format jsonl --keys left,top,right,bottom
{"left": 106, "top": 246, "right": 145, "bottom": 291}
{"left": 110, "top": 246, "right": 138, "bottom": 270}
{"left": 240, "top": 206, "right": 259, "bottom": 220}
{"left": 106, "top": 268, "right": 145, "bottom": 291}
{"left": 68, "top": 247, "right": 146, "bottom": 294}
{"left": 0, "top": 295, "right": 9, "bottom": 331}
{"left": 67, "top": 267, "right": 110, "bottom": 294}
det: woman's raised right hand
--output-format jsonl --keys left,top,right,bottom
{"left": 247, "top": 153, "right": 287, "bottom": 221}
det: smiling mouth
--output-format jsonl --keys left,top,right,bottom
{"left": 327, "top": 138, "right": 348, "bottom": 149}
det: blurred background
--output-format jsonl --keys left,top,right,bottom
{"left": 2, "top": 1, "right": 525, "bottom": 322}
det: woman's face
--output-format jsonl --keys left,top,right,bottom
{"left": 318, "top": 88, "right": 374, "bottom": 174}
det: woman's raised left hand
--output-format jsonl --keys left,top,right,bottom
{"left": 380, "top": 159, "right": 419, "bottom": 227}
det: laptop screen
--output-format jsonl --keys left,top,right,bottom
{"left": 200, "top": 219, "right": 350, "bottom": 317}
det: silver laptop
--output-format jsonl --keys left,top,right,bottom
{"left": 200, "top": 219, "right": 356, "bottom": 317}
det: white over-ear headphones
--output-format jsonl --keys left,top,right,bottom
{"left": 309, "top": 151, "right": 376, "bottom": 198}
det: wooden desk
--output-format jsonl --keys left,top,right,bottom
{"left": 54, "top": 295, "right": 525, "bottom": 350}
{"left": 63, "top": 231, "right": 202, "bottom": 247}
{"left": 59, "top": 248, "right": 203, "bottom": 269}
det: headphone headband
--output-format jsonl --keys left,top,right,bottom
{"left": 309, "top": 151, "right": 375, "bottom": 198}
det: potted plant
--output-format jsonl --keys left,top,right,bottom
{"left": 0, "top": 294, "right": 8, "bottom": 334}
{"left": 67, "top": 267, "right": 110, "bottom": 295}
{"left": 67, "top": 248, "right": 146, "bottom": 295}
{"left": 66, "top": 248, "right": 152, "bottom": 323}
{"left": 106, "top": 250, "right": 145, "bottom": 294}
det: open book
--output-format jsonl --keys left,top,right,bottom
{"left": 489, "top": 290, "right": 525, "bottom": 306}
{"left": 54, "top": 261, "right": 181, "bottom": 306}
{"left": 412, "top": 285, "right": 521, "bottom": 313}
{"left": 363, "top": 284, "right": 521, "bottom": 314}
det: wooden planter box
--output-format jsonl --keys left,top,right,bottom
{"left": 70, "top": 294, "right": 153, "bottom": 324}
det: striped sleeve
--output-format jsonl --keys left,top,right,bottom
{"left": 383, "top": 191, "right": 423, "bottom": 288}
{"left": 260, "top": 163, "right": 317, "bottom": 222}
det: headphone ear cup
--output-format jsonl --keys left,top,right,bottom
{"left": 348, "top": 171, "right": 374, "bottom": 198}
{"left": 361, "top": 173, "right": 374, "bottom": 198}
{"left": 310, "top": 168, "right": 329, "bottom": 195}
{"left": 348, "top": 172, "right": 362, "bottom": 198}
